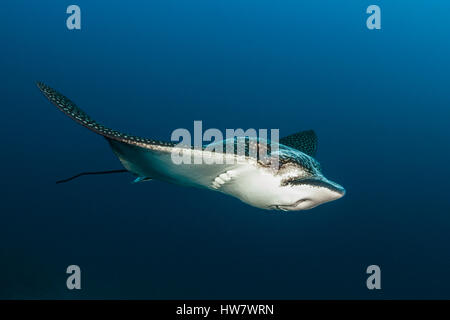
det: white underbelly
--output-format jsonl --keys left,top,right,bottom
{"left": 213, "top": 165, "right": 283, "bottom": 209}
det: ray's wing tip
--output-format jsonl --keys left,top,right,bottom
{"left": 36, "top": 81, "right": 47, "bottom": 92}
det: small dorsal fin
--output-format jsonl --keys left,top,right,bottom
{"left": 279, "top": 130, "right": 317, "bottom": 157}
{"left": 133, "top": 177, "right": 153, "bottom": 183}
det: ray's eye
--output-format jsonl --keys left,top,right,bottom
{"left": 280, "top": 174, "right": 309, "bottom": 186}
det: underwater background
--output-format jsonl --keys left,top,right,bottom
{"left": 1, "top": 0, "right": 450, "bottom": 299}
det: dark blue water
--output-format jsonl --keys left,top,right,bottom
{"left": 1, "top": 0, "right": 450, "bottom": 299}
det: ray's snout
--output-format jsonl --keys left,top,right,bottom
{"left": 276, "top": 176, "right": 345, "bottom": 211}
{"left": 321, "top": 178, "right": 346, "bottom": 198}
{"left": 301, "top": 177, "right": 345, "bottom": 196}
{"left": 309, "top": 177, "right": 346, "bottom": 205}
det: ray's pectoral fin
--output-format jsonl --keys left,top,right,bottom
{"left": 279, "top": 130, "right": 318, "bottom": 156}
{"left": 37, "top": 82, "right": 175, "bottom": 181}
{"left": 36, "top": 81, "right": 173, "bottom": 151}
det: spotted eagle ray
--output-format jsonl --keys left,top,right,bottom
{"left": 37, "top": 82, "right": 345, "bottom": 211}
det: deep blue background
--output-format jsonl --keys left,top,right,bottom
{"left": 1, "top": 1, "right": 450, "bottom": 299}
